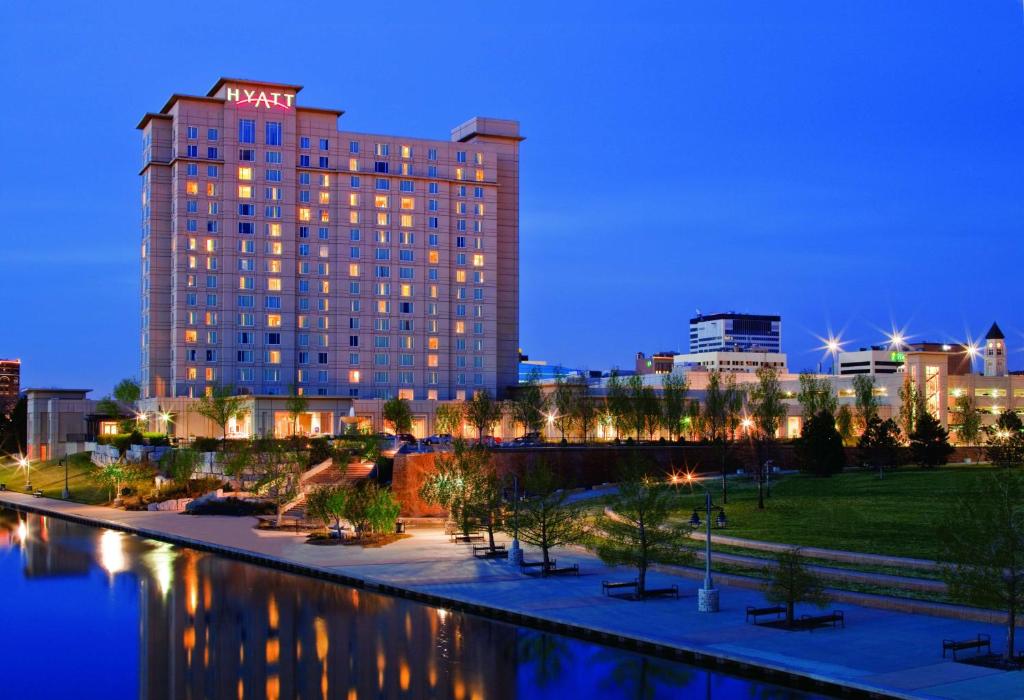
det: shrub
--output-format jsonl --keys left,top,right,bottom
{"left": 192, "top": 436, "right": 220, "bottom": 453}
{"left": 144, "top": 432, "right": 170, "bottom": 447}
{"left": 186, "top": 497, "right": 275, "bottom": 517}
{"left": 308, "top": 437, "right": 333, "bottom": 467}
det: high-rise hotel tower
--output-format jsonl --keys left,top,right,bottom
{"left": 138, "top": 79, "right": 521, "bottom": 401}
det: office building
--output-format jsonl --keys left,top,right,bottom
{"left": 635, "top": 351, "right": 677, "bottom": 375}
{"left": 673, "top": 350, "right": 787, "bottom": 374}
{"left": 689, "top": 313, "right": 781, "bottom": 353}
{"left": 0, "top": 358, "right": 20, "bottom": 411}
{"left": 138, "top": 78, "right": 521, "bottom": 403}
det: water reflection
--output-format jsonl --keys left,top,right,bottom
{"left": 0, "top": 510, "right": 829, "bottom": 700}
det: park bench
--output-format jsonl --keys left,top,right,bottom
{"left": 520, "top": 560, "right": 554, "bottom": 574}
{"left": 602, "top": 580, "right": 640, "bottom": 597}
{"left": 942, "top": 634, "right": 991, "bottom": 660}
{"left": 451, "top": 533, "right": 485, "bottom": 544}
{"left": 640, "top": 584, "right": 679, "bottom": 600}
{"left": 798, "top": 611, "right": 845, "bottom": 631}
{"left": 33, "top": 490, "right": 43, "bottom": 498}
{"left": 546, "top": 563, "right": 580, "bottom": 576}
{"left": 473, "top": 544, "right": 508, "bottom": 559}
{"left": 746, "top": 605, "right": 787, "bottom": 624}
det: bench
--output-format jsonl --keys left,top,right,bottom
{"left": 942, "top": 634, "right": 991, "bottom": 660}
{"left": 451, "top": 533, "right": 485, "bottom": 544}
{"left": 602, "top": 580, "right": 639, "bottom": 597}
{"left": 746, "top": 605, "right": 787, "bottom": 624}
{"left": 546, "top": 563, "right": 579, "bottom": 576}
{"left": 641, "top": 585, "right": 679, "bottom": 600}
{"left": 473, "top": 544, "right": 508, "bottom": 559}
{"left": 520, "top": 560, "right": 554, "bottom": 574}
{"left": 33, "top": 490, "right": 44, "bottom": 498}
{"left": 798, "top": 611, "right": 845, "bottom": 631}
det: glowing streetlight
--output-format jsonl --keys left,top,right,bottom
{"left": 17, "top": 456, "right": 31, "bottom": 491}
{"left": 963, "top": 341, "right": 980, "bottom": 373}
{"left": 740, "top": 418, "right": 753, "bottom": 431}
{"left": 681, "top": 471, "right": 726, "bottom": 613}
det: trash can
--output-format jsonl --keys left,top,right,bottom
{"left": 395, "top": 520, "right": 406, "bottom": 534}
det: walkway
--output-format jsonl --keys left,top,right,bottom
{"left": 1, "top": 492, "right": 1020, "bottom": 699}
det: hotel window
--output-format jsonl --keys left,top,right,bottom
{"left": 238, "top": 185, "right": 253, "bottom": 199}
{"left": 349, "top": 264, "right": 360, "bottom": 277}
{"left": 239, "top": 119, "right": 256, "bottom": 144}
{"left": 186, "top": 181, "right": 199, "bottom": 195}
{"left": 320, "top": 209, "right": 329, "bottom": 223}
{"left": 186, "top": 145, "right": 198, "bottom": 158}
{"left": 266, "top": 187, "right": 283, "bottom": 200}
{"left": 319, "top": 191, "right": 330, "bottom": 204}
{"left": 475, "top": 169, "right": 485, "bottom": 182}
{"left": 349, "top": 211, "right": 359, "bottom": 224}
{"left": 300, "top": 136, "right": 310, "bottom": 149}
{"left": 266, "top": 223, "right": 282, "bottom": 237}
{"left": 184, "top": 330, "right": 198, "bottom": 343}
{"left": 400, "top": 214, "right": 413, "bottom": 228}
{"left": 300, "top": 155, "right": 310, "bottom": 167}
{"left": 455, "top": 168, "right": 464, "bottom": 180}
{"left": 400, "top": 197, "right": 415, "bottom": 210}
{"left": 187, "top": 126, "right": 198, "bottom": 139}
{"left": 319, "top": 156, "right": 329, "bottom": 168}
{"left": 239, "top": 148, "right": 255, "bottom": 161}
{"left": 207, "top": 165, "right": 219, "bottom": 178}
{"left": 265, "top": 121, "right": 282, "bottom": 146}
{"left": 298, "top": 208, "right": 311, "bottom": 222}
{"left": 238, "top": 166, "right": 253, "bottom": 181}
{"left": 374, "top": 161, "right": 388, "bottom": 174}
{"left": 350, "top": 176, "right": 360, "bottom": 188}
{"left": 267, "top": 314, "right": 282, "bottom": 328}
{"left": 318, "top": 227, "right": 329, "bottom": 240}
{"left": 348, "top": 158, "right": 359, "bottom": 172}
{"left": 186, "top": 367, "right": 197, "bottom": 380}
{"left": 375, "top": 195, "right": 389, "bottom": 209}
{"left": 428, "top": 250, "right": 440, "bottom": 264}
{"left": 376, "top": 212, "right": 390, "bottom": 226}
{"left": 207, "top": 146, "right": 219, "bottom": 159}
{"left": 319, "top": 138, "right": 329, "bottom": 151}
{"left": 266, "top": 151, "right": 281, "bottom": 164}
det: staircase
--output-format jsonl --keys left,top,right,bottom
{"left": 279, "top": 459, "right": 376, "bottom": 523}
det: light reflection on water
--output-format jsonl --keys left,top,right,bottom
{"left": 0, "top": 510, "right": 831, "bottom": 700}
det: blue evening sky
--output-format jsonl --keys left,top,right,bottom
{"left": 3, "top": 1, "right": 1024, "bottom": 393}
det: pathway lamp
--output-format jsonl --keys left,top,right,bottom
{"left": 684, "top": 471, "right": 726, "bottom": 612}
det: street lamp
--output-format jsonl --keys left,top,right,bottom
{"left": 18, "top": 456, "right": 31, "bottom": 491}
{"left": 506, "top": 473, "right": 523, "bottom": 565}
{"left": 61, "top": 456, "right": 70, "bottom": 499}
{"left": 684, "top": 472, "right": 727, "bottom": 612}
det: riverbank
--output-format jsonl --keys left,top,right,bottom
{"left": 2, "top": 491, "right": 1020, "bottom": 699}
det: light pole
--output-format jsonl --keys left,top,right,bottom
{"left": 19, "top": 456, "right": 32, "bottom": 492}
{"left": 507, "top": 473, "right": 523, "bottom": 565}
{"left": 62, "top": 456, "right": 70, "bottom": 499}
{"left": 684, "top": 472, "right": 727, "bottom": 612}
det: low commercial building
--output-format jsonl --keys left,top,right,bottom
{"left": 635, "top": 351, "right": 677, "bottom": 375}
{"left": 673, "top": 350, "right": 788, "bottom": 374}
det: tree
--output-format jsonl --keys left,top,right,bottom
{"left": 113, "top": 378, "right": 142, "bottom": 405}
{"left": 763, "top": 547, "right": 829, "bottom": 625}
{"left": 747, "top": 365, "right": 786, "bottom": 509}
{"left": 0, "top": 395, "right": 27, "bottom": 455}
{"left": 515, "top": 462, "right": 585, "bottom": 572}
{"left": 464, "top": 390, "right": 503, "bottom": 439}
{"left": 96, "top": 396, "right": 122, "bottom": 418}
{"left": 593, "top": 465, "right": 692, "bottom": 594}
{"left": 90, "top": 460, "right": 152, "bottom": 503}
{"left": 306, "top": 484, "right": 349, "bottom": 536}
{"left": 623, "top": 375, "right": 649, "bottom": 440}
{"left": 953, "top": 394, "right": 983, "bottom": 453}
{"left": 835, "top": 405, "right": 855, "bottom": 446}
{"left": 419, "top": 439, "right": 491, "bottom": 536}
{"left": 364, "top": 483, "right": 401, "bottom": 535}
{"left": 433, "top": 403, "right": 463, "bottom": 437}
{"left": 552, "top": 376, "right": 579, "bottom": 441}
{"left": 195, "top": 385, "right": 248, "bottom": 439}
{"left": 908, "top": 412, "right": 953, "bottom": 468}
{"left": 703, "top": 371, "right": 742, "bottom": 503}
{"left": 285, "top": 388, "right": 308, "bottom": 436}
{"left": 851, "top": 374, "right": 878, "bottom": 438}
{"left": 986, "top": 413, "right": 1024, "bottom": 468}
{"left": 795, "top": 411, "right": 845, "bottom": 476}
{"left": 796, "top": 374, "right": 836, "bottom": 419}
{"left": 627, "top": 377, "right": 661, "bottom": 441}
{"left": 571, "top": 380, "right": 599, "bottom": 443}
{"left": 469, "top": 468, "right": 505, "bottom": 552}
{"left": 937, "top": 469, "right": 1024, "bottom": 661}
{"left": 684, "top": 399, "right": 703, "bottom": 441}
{"left": 382, "top": 397, "right": 413, "bottom": 435}
{"left": 162, "top": 447, "right": 202, "bottom": 496}
{"left": 898, "top": 374, "right": 926, "bottom": 443}
{"left": 510, "top": 372, "right": 548, "bottom": 436}
{"left": 606, "top": 370, "right": 631, "bottom": 440}
{"left": 858, "top": 417, "right": 902, "bottom": 475}
{"left": 224, "top": 438, "right": 304, "bottom": 526}
{"left": 660, "top": 373, "right": 688, "bottom": 441}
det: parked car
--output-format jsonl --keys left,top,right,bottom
{"left": 508, "top": 433, "right": 542, "bottom": 447}
{"left": 396, "top": 433, "right": 417, "bottom": 444}
{"left": 396, "top": 442, "right": 432, "bottom": 454}
{"left": 424, "top": 433, "right": 453, "bottom": 445}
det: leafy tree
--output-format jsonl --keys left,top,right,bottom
{"left": 552, "top": 376, "right": 579, "bottom": 441}
{"left": 747, "top": 365, "right": 786, "bottom": 508}
{"left": 571, "top": 380, "right": 599, "bottom": 443}
{"left": 953, "top": 394, "right": 983, "bottom": 452}
{"left": 343, "top": 480, "right": 377, "bottom": 535}
{"left": 857, "top": 417, "right": 902, "bottom": 474}
{"left": 908, "top": 412, "right": 953, "bottom": 468}
{"left": 796, "top": 374, "right": 836, "bottom": 419}
{"left": 96, "top": 396, "right": 121, "bottom": 417}
{"left": 469, "top": 468, "right": 505, "bottom": 552}
{"left": 897, "top": 374, "right": 926, "bottom": 442}
{"left": 433, "top": 403, "right": 463, "bottom": 437}
{"left": 364, "top": 484, "right": 401, "bottom": 534}
{"left": 996, "top": 410, "right": 1024, "bottom": 433}
{"left": 703, "top": 371, "right": 742, "bottom": 503}
{"left": 113, "top": 378, "right": 142, "bottom": 405}
{"left": 382, "top": 397, "right": 413, "bottom": 435}
{"left": 419, "top": 439, "right": 491, "bottom": 536}
{"left": 195, "top": 385, "right": 248, "bottom": 439}
{"left": 0, "top": 395, "right": 27, "bottom": 455}
{"left": 937, "top": 469, "right": 1024, "bottom": 660}
{"left": 161, "top": 447, "right": 202, "bottom": 496}
{"left": 660, "top": 373, "right": 688, "bottom": 441}
{"left": 986, "top": 417, "right": 1024, "bottom": 469}
{"left": 835, "top": 405, "right": 855, "bottom": 446}
{"left": 464, "top": 389, "right": 503, "bottom": 439}
{"left": 90, "top": 460, "right": 152, "bottom": 503}
{"left": 285, "top": 388, "right": 308, "bottom": 436}
{"left": 763, "top": 547, "right": 829, "bottom": 625}
{"left": 684, "top": 399, "right": 703, "bottom": 441}
{"left": 306, "top": 484, "right": 349, "bottom": 536}
{"left": 224, "top": 438, "right": 304, "bottom": 526}
{"left": 795, "top": 411, "right": 845, "bottom": 476}
{"left": 593, "top": 465, "right": 692, "bottom": 594}
{"left": 516, "top": 461, "right": 585, "bottom": 572}
{"left": 606, "top": 370, "right": 631, "bottom": 439}
{"left": 623, "top": 376, "right": 660, "bottom": 441}
{"left": 510, "top": 372, "right": 548, "bottom": 436}
{"left": 852, "top": 374, "right": 878, "bottom": 432}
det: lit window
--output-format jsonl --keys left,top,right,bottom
{"left": 186, "top": 367, "right": 197, "bottom": 380}
{"left": 349, "top": 193, "right": 359, "bottom": 206}
{"left": 400, "top": 197, "right": 415, "bottom": 211}
{"left": 455, "top": 321, "right": 465, "bottom": 334}
{"left": 267, "top": 314, "right": 282, "bottom": 328}
{"left": 206, "top": 183, "right": 217, "bottom": 197}
{"left": 320, "top": 210, "right": 329, "bottom": 223}
{"left": 238, "top": 167, "right": 253, "bottom": 181}
{"left": 401, "top": 145, "right": 412, "bottom": 158}
{"left": 268, "top": 351, "right": 281, "bottom": 364}
{"left": 473, "top": 254, "right": 484, "bottom": 267}
{"left": 267, "top": 223, "right": 281, "bottom": 237}
{"left": 376, "top": 212, "right": 389, "bottom": 226}
{"left": 186, "top": 181, "right": 199, "bottom": 195}
{"left": 268, "top": 278, "right": 282, "bottom": 291}
{"left": 349, "top": 211, "right": 359, "bottom": 224}
{"left": 205, "top": 368, "right": 215, "bottom": 381}
{"left": 349, "top": 370, "right": 361, "bottom": 383}
{"left": 475, "top": 169, "right": 484, "bottom": 182}
{"left": 400, "top": 284, "right": 412, "bottom": 297}
{"left": 428, "top": 355, "right": 439, "bottom": 367}
{"left": 428, "top": 251, "right": 439, "bottom": 264}
{"left": 455, "top": 270, "right": 466, "bottom": 283}
{"left": 455, "top": 167, "right": 464, "bottom": 180}
{"left": 428, "top": 337, "right": 439, "bottom": 350}
{"left": 374, "top": 195, "right": 388, "bottom": 209}
{"left": 298, "top": 208, "right": 311, "bottom": 222}
{"left": 238, "top": 185, "right": 252, "bottom": 199}
{"left": 184, "top": 330, "right": 198, "bottom": 343}
{"left": 348, "top": 158, "right": 358, "bottom": 172}
{"left": 319, "top": 191, "right": 330, "bottom": 204}
{"left": 349, "top": 264, "right": 360, "bottom": 277}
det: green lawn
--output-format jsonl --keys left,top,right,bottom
{"left": 0, "top": 453, "right": 108, "bottom": 505}
{"left": 669, "top": 465, "right": 999, "bottom": 560}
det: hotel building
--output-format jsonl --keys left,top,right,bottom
{"left": 138, "top": 78, "right": 521, "bottom": 405}
{"left": 689, "top": 313, "right": 782, "bottom": 354}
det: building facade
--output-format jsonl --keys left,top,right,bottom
{"left": 688, "top": 313, "right": 781, "bottom": 353}
{"left": 672, "top": 350, "right": 788, "bottom": 374}
{"left": 635, "top": 351, "right": 677, "bottom": 375}
{"left": 138, "top": 78, "right": 521, "bottom": 403}
{"left": 0, "top": 358, "right": 20, "bottom": 411}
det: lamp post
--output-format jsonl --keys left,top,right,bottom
{"left": 62, "top": 457, "right": 70, "bottom": 500}
{"left": 685, "top": 472, "right": 726, "bottom": 612}
{"left": 507, "top": 473, "right": 523, "bottom": 565}
{"left": 19, "top": 456, "right": 32, "bottom": 492}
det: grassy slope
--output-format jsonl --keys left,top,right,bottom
{"left": 0, "top": 453, "right": 107, "bottom": 505}
{"left": 671, "top": 465, "right": 997, "bottom": 559}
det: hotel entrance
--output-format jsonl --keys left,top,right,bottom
{"left": 272, "top": 411, "right": 334, "bottom": 438}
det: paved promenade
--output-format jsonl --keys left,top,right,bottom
{"left": 1, "top": 492, "right": 1021, "bottom": 699}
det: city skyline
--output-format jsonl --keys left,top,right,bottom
{"left": 5, "top": 2, "right": 1024, "bottom": 393}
